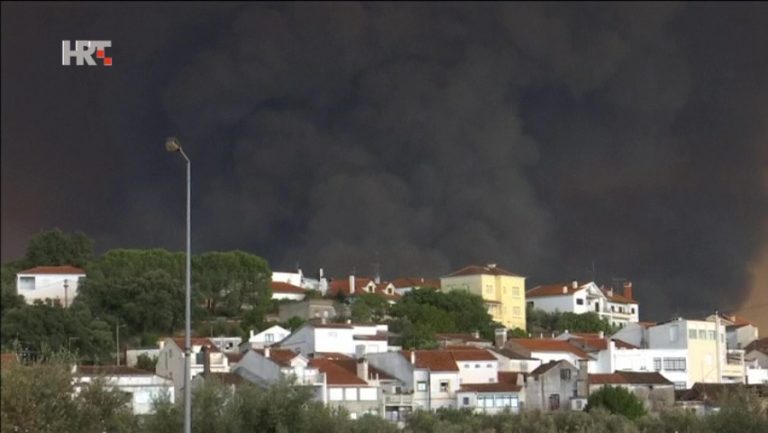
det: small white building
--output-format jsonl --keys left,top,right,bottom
{"left": 278, "top": 322, "right": 389, "bottom": 357}
{"left": 240, "top": 325, "right": 291, "bottom": 351}
{"left": 72, "top": 365, "right": 174, "bottom": 415}
{"left": 272, "top": 268, "right": 328, "bottom": 295}
{"left": 526, "top": 281, "right": 639, "bottom": 327}
{"left": 16, "top": 265, "right": 86, "bottom": 307}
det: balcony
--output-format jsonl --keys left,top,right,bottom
{"left": 384, "top": 393, "right": 414, "bottom": 406}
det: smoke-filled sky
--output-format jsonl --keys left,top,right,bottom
{"left": 2, "top": 2, "right": 767, "bottom": 323}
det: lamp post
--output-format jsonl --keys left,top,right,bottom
{"left": 115, "top": 322, "right": 127, "bottom": 366}
{"left": 166, "top": 136, "right": 192, "bottom": 433}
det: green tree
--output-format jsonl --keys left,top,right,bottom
{"left": 21, "top": 228, "right": 93, "bottom": 269}
{"left": 135, "top": 353, "right": 158, "bottom": 372}
{"left": 586, "top": 385, "right": 647, "bottom": 420}
{"left": 1, "top": 263, "right": 24, "bottom": 317}
{"left": 350, "top": 293, "right": 390, "bottom": 323}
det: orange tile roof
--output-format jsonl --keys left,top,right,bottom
{"left": 254, "top": 348, "right": 300, "bottom": 367}
{"left": 569, "top": 337, "right": 638, "bottom": 351}
{"left": 327, "top": 277, "right": 373, "bottom": 297}
{"left": 530, "top": 360, "right": 570, "bottom": 376}
{"left": 309, "top": 358, "right": 368, "bottom": 385}
{"left": 603, "top": 290, "right": 637, "bottom": 304}
{"left": 313, "top": 352, "right": 353, "bottom": 360}
{"left": 590, "top": 371, "right": 671, "bottom": 385}
{"left": 18, "top": 265, "right": 85, "bottom": 275}
{"left": 391, "top": 277, "right": 441, "bottom": 289}
{"left": 270, "top": 281, "right": 307, "bottom": 294}
{"left": 745, "top": 337, "right": 768, "bottom": 355}
{"left": 527, "top": 282, "right": 588, "bottom": 297}
{"left": 446, "top": 265, "right": 523, "bottom": 278}
{"left": 509, "top": 339, "right": 592, "bottom": 359}
{"left": 402, "top": 350, "right": 459, "bottom": 371}
{"left": 328, "top": 359, "right": 395, "bottom": 381}
{"left": 498, "top": 372, "right": 521, "bottom": 385}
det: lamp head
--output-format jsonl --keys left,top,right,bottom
{"left": 165, "top": 137, "right": 181, "bottom": 153}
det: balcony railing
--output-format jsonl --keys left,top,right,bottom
{"left": 384, "top": 393, "right": 414, "bottom": 406}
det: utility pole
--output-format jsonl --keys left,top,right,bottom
{"left": 715, "top": 310, "right": 722, "bottom": 383}
{"left": 63, "top": 279, "right": 69, "bottom": 308}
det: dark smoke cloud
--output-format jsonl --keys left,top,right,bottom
{"left": 2, "top": 3, "right": 767, "bottom": 321}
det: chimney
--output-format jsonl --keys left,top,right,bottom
{"left": 264, "top": 347, "right": 270, "bottom": 358}
{"left": 321, "top": 316, "right": 327, "bottom": 325}
{"left": 598, "top": 331, "right": 604, "bottom": 339}
{"left": 410, "top": 351, "right": 416, "bottom": 364}
{"left": 487, "top": 263, "right": 497, "bottom": 269}
{"left": 607, "top": 288, "right": 613, "bottom": 297}
{"left": 623, "top": 282, "right": 633, "bottom": 300}
{"left": 357, "top": 358, "right": 369, "bottom": 382}
{"left": 319, "top": 268, "right": 324, "bottom": 278}
{"left": 577, "top": 359, "right": 589, "bottom": 397}
{"left": 562, "top": 286, "right": 568, "bottom": 294}
{"left": 202, "top": 346, "right": 211, "bottom": 376}
{"left": 349, "top": 274, "right": 355, "bottom": 295}
{"left": 472, "top": 330, "right": 480, "bottom": 339}
{"left": 572, "top": 280, "right": 578, "bottom": 289}
{"left": 346, "top": 319, "right": 352, "bottom": 325}
{"left": 495, "top": 328, "right": 508, "bottom": 348}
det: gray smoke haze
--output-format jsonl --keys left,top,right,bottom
{"left": 2, "top": 3, "right": 767, "bottom": 321}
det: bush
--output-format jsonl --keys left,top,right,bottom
{"left": 586, "top": 386, "right": 647, "bottom": 420}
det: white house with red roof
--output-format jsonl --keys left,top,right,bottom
{"left": 270, "top": 281, "right": 308, "bottom": 301}
{"left": 504, "top": 338, "right": 596, "bottom": 372}
{"left": 16, "top": 265, "right": 86, "bottom": 307}
{"left": 526, "top": 281, "right": 639, "bottom": 327}
{"left": 156, "top": 337, "right": 232, "bottom": 397}
{"left": 327, "top": 275, "right": 402, "bottom": 303}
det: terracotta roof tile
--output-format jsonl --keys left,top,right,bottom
{"left": 498, "top": 372, "right": 521, "bottom": 385}
{"left": 391, "top": 277, "right": 441, "bottom": 289}
{"left": 745, "top": 337, "right": 768, "bottom": 355}
{"left": 509, "top": 339, "right": 592, "bottom": 359}
{"left": 270, "top": 281, "right": 307, "bottom": 294}
{"left": 309, "top": 358, "right": 368, "bottom": 385}
{"left": 459, "top": 382, "right": 522, "bottom": 393}
{"left": 328, "top": 358, "right": 395, "bottom": 381}
{"left": 402, "top": 350, "right": 459, "bottom": 371}
{"left": 451, "top": 350, "right": 497, "bottom": 362}
{"left": 445, "top": 265, "right": 523, "bottom": 278}
{"left": 254, "top": 349, "right": 300, "bottom": 367}
{"left": 527, "top": 282, "right": 588, "bottom": 297}
{"left": 530, "top": 360, "right": 570, "bottom": 376}
{"left": 76, "top": 366, "right": 155, "bottom": 376}
{"left": 590, "top": 371, "right": 672, "bottom": 385}
{"left": 569, "top": 337, "right": 638, "bottom": 351}
{"left": 18, "top": 265, "right": 85, "bottom": 275}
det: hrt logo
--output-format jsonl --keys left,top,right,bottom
{"left": 62, "top": 40, "right": 112, "bottom": 66}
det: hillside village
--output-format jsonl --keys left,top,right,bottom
{"left": 4, "top": 259, "right": 767, "bottom": 422}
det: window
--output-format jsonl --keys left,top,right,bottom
{"left": 462, "top": 397, "right": 470, "bottom": 405}
{"left": 512, "top": 306, "right": 521, "bottom": 316}
{"left": 527, "top": 301, "right": 534, "bottom": 309}
{"left": 708, "top": 330, "right": 716, "bottom": 341}
{"left": 669, "top": 325, "right": 679, "bottom": 342}
{"left": 464, "top": 363, "right": 470, "bottom": 368}
{"left": 18, "top": 277, "right": 35, "bottom": 291}
{"left": 674, "top": 382, "right": 687, "bottom": 390}
{"left": 698, "top": 330, "right": 707, "bottom": 340}
{"left": 653, "top": 358, "right": 662, "bottom": 371}
{"left": 265, "top": 333, "right": 274, "bottom": 342}
{"left": 631, "top": 307, "right": 636, "bottom": 314}
{"left": 344, "top": 388, "right": 358, "bottom": 401}
{"left": 663, "top": 358, "right": 686, "bottom": 371}
{"left": 576, "top": 298, "right": 584, "bottom": 305}
{"left": 417, "top": 381, "right": 427, "bottom": 392}
{"left": 195, "top": 352, "right": 204, "bottom": 364}
{"left": 485, "top": 285, "right": 493, "bottom": 294}
{"left": 328, "top": 332, "right": 338, "bottom": 338}
{"left": 549, "top": 394, "right": 560, "bottom": 410}
{"left": 475, "top": 364, "right": 480, "bottom": 368}
{"left": 439, "top": 381, "right": 449, "bottom": 392}
{"left": 688, "top": 329, "right": 697, "bottom": 339}
{"left": 512, "top": 287, "right": 520, "bottom": 297}
{"left": 486, "top": 363, "right": 492, "bottom": 368}
{"left": 595, "top": 303, "right": 600, "bottom": 312}
{"left": 560, "top": 369, "right": 572, "bottom": 381}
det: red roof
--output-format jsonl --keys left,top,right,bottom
{"left": 391, "top": 277, "right": 441, "bottom": 289}
{"left": 402, "top": 350, "right": 459, "bottom": 371}
{"left": 270, "top": 281, "right": 307, "bottom": 294}
{"left": 328, "top": 277, "right": 373, "bottom": 297}
{"left": 446, "top": 265, "right": 522, "bottom": 278}
{"left": 309, "top": 358, "right": 368, "bottom": 385}
{"left": 569, "top": 337, "right": 638, "bottom": 351}
{"left": 459, "top": 382, "right": 522, "bottom": 393}
{"left": 498, "top": 372, "right": 521, "bottom": 385}
{"left": 527, "top": 282, "right": 587, "bottom": 297}
{"left": 530, "top": 360, "right": 571, "bottom": 376}
{"left": 745, "top": 337, "right": 768, "bottom": 355}
{"left": 589, "top": 371, "right": 672, "bottom": 385}
{"left": 18, "top": 265, "right": 85, "bottom": 275}
{"left": 254, "top": 349, "right": 300, "bottom": 367}
{"left": 327, "top": 359, "right": 395, "bottom": 381}
{"left": 76, "top": 366, "right": 155, "bottom": 376}
{"left": 603, "top": 289, "right": 637, "bottom": 304}
{"left": 509, "top": 339, "right": 592, "bottom": 359}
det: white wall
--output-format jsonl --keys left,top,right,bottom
{"left": 16, "top": 273, "right": 84, "bottom": 307}
{"left": 456, "top": 360, "right": 497, "bottom": 384}
{"left": 248, "top": 325, "right": 291, "bottom": 349}
{"left": 272, "top": 292, "right": 306, "bottom": 301}
{"left": 74, "top": 374, "right": 174, "bottom": 415}
{"left": 429, "top": 371, "right": 460, "bottom": 410}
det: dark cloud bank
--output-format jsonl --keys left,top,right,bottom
{"left": 2, "top": 3, "right": 767, "bottom": 321}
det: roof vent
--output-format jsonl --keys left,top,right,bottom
{"left": 487, "top": 263, "right": 497, "bottom": 269}
{"left": 562, "top": 286, "right": 568, "bottom": 294}
{"left": 572, "top": 281, "right": 578, "bottom": 289}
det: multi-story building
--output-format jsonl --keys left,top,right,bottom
{"left": 526, "top": 281, "right": 639, "bottom": 327}
{"left": 155, "top": 337, "right": 232, "bottom": 397}
{"left": 440, "top": 264, "right": 526, "bottom": 331}
{"left": 278, "top": 321, "right": 389, "bottom": 357}
{"left": 15, "top": 265, "right": 86, "bottom": 307}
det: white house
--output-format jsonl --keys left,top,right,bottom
{"left": 240, "top": 325, "right": 291, "bottom": 351}
{"left": 271, "top": 281, "right": 308, "bottom": 301}
{"left": 526, "top": 281, "right": 639, "bottom": 327}
{"left": 504, "top": 339, "right": 597, "bottom": 372}
{"left": 278, "top": 322, "right": 389, "bottom": 357}
{"left": 155, "top": 337, "right": 231, "bottom": 397}
{"left": 72, "top": 365, "right": 174, "bottom": 415}
{"left": 272, "top": 268, "right": 328, "bottom": 295}
{"left": 16, "top": 265, "right": 86, "bottom": 307}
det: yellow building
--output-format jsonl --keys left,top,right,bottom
{"left": 440, "top": 264, "right": 526, "bottom": 331}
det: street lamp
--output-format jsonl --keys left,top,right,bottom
{"left": 166, "top": 136, "right": 192, "bottom": 433}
